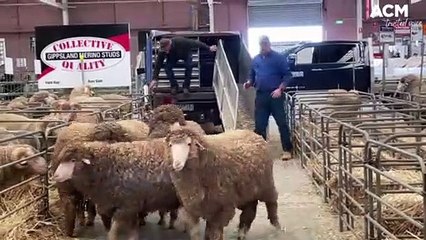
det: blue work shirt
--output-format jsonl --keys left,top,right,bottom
{"left": 250, "top": 50, "right": 291, "bottom": 93}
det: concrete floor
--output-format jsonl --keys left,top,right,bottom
{"left": 75, "top": 119, "right": 357, "bottom": 240}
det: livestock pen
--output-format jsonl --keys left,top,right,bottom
{"left": 0, "top": 90, "right": 145, "bottom": 239}
{"left": 287, "top": 90, "right": 426, "bottom": 240}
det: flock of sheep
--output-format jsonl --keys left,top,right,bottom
{"left": 0, "top": 85, "right": 282, "bottom": 240}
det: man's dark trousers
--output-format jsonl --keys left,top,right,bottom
{"left": 254, "top": 91, "right": 293, "bottom": 152}
{"left": 165, "top": 53, "right": 193, "bottom": 90}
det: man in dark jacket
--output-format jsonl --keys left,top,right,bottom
{"left": 150, "top": 36, "right": 217, "bottom": 95}
{"left": 244, "top": 35, "right": 293, "bottom": 160}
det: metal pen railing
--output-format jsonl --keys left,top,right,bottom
{"left": 212, "top": 39, "right": 239, "bottom": 131}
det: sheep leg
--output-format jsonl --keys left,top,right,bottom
{"left": 206, "top": 209, "right": 235, "bottom": 240}
{"left": 126, "top": 219, "right": 140, "bottom": 240}
{"left": 61, "top": 193, "right": 78, "bottom": 237}
{"left": 237, "top": 201, "right": 258, "bottom": 240}
{"left": 261, "top": 187, "right": 282, "bottom": 230}
{"left": 179, "top": 209, "right": 201, "bottom": 240}
{"left": 100, "top": 210, "right": 113, "bottom": 231}
{"left": 265, "top": 201, "right": 281, "bottom": 229}
{"left": 86, "top": 200, "right": 97, "bottom": 226}
{"left": 101, "top": 214, "right": 112, "bottom": 230}
{"left": 139, "top": 212, "right": 147, "bottom": 226}
{"left": 205, "top": 221, "right": 224, "bottom": 240}
{"left": 76, "top": 197, "right": 86, "bottom": 226}
{"left": 107, "top": 219, "right": 120, "bottom": 240}
{"left": 169, "top": 208, "right": 178, "bottom": 229}
{"left": 158, "top": 210, "right": 166, "bottom": 226}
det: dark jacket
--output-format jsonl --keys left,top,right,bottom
{"left": 153, "top": 37, "right": 210, "bottom": 79}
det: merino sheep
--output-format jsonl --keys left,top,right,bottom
{"left": 0, "top": 113, "right": 67, "bottom": 148}
{"left": 0, "top": 113, "right": 58, "bottom": 135}
{"left": 0, "top": 127, "right": 41, "bottom": 149}
{"left": 165, "top": 126, "right": 281, "bottom": 240}
{"left": 51, "top": 120, "right": 150, "bottom": 237}
{"left": 69, "top": 85, "right": 94, "bottom": 100}
{"left": 0, "top": 144, "right": 47, "bottom": 190}
{"left": 393, "top": 74, "right": 426, "bottom": 103}
{"left": 98, "top": 94, "right": 132, "bottom": 114}
{"left": 148, "top": 104, "right": 205, "bottom": 138}
{"left": 6, "top": 96, "right": 29, "bottom": 110}
{"left": 149, "top": 104, "right": 187, "bottom": 128}
{"left": 29, "top": 90, "right": 59, "bottom": 106}
{"left": 52, "top": 138, "right": 180, "bottom": 240}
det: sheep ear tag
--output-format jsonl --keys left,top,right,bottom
{"left": 82, "top": 158, "right": 91, "bottom": 165}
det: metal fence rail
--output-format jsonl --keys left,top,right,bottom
{"left": 288, "top": 90, "right": 426, "bottom": 240}
{"left": 213, "top": 39, "right": 239, "bottom": 131}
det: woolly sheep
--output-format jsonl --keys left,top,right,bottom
{"left": 52, "top": 138, "right": 180, "bottom": 240}
{"left": 0, "top": 144, "right": 47, "bottom": 190}
{"left": 148, "top": 104, "right": 186, "bottom": 129}
{"left": 148, "top": 104, "right": 205, "bottom": 138}
{"left": 51, "top": 120, "right": 149, "bottom": 237}
{"left": 0, "top": 113, "right": 57, "bottom": 135}
{"left": 165, "top": 126, "right": 281, "bottom": 240}
{"left": 98, "top": 94, "right": 132, "bottom": 114}
{"left": 0, "top": 127, "right": 41, "bottom": 149}
{"left": 394, "top": 74, "right": 426, "bottom": 104}
{"left": 6, "top": 96, "right": 29, "bottom": 110}
{"left": 69, "top": 85, "right": 94, "bottom": 100}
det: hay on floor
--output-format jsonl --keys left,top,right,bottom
{"left": 381, "top": 193, "right": 424, "bottom": 238}
{"left": 327, "top": 169, "right": 422, "bottom": 216}
{"left": 0, "top": 179, "right": 66, "bottom": 240}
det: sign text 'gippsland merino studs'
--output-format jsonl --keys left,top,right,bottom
{"left": 41, "top": 37, "right": 125, "bottom": 72}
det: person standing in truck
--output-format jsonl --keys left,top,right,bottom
{"left": 150, "top": 36, "right": 218, "bottom": 95}
{"left": 243, "top": 35, "right": 293, "bottom": 160}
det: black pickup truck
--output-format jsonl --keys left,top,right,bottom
{"left": 284, "top": 40, "right": 374, "bottom": 93}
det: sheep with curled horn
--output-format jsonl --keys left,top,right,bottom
{"left": 51, "top": 136, "right": 181, "bottom": 240}
{"left": 0, "top": 144, "right": 47, "bottom": 190}
{"left": 165, "top": 123, "right": 282, "bottom": 240}
{"left": 51, "top": 120, "right": 150, "bottom": 237}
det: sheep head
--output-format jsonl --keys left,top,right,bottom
{"left": 396, "top": 74, "right": 421, "bottom": 94}
{"left": 70, "top": 85, "right": 94, "bottom": 99}
{"left": 11, "top": 145, "right": 48, "bottom": 175}
{"left": 166, "top": 126, "right": 206, "bottom": 171}
{"left": 149, "top": 104, "right": 186, "bottom": 127}
{"left": 52, "top": 143, "right": 92, "bottom": 183}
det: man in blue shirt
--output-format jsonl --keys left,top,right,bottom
{"left": 244, "top": 35, "right": 293, "bottom": 160}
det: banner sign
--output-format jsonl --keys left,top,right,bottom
{"left": 35, "top": 24, "right": 131, "bottom": 89}
{"left": 379, "top": 26, "right": 395, "bottom": 43}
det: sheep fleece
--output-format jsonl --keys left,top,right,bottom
{"left": 58, "top": 139, "right": 179, "bottom": 216}
{"left": 168, "top": 129, "right": 276, "bottom": 221}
